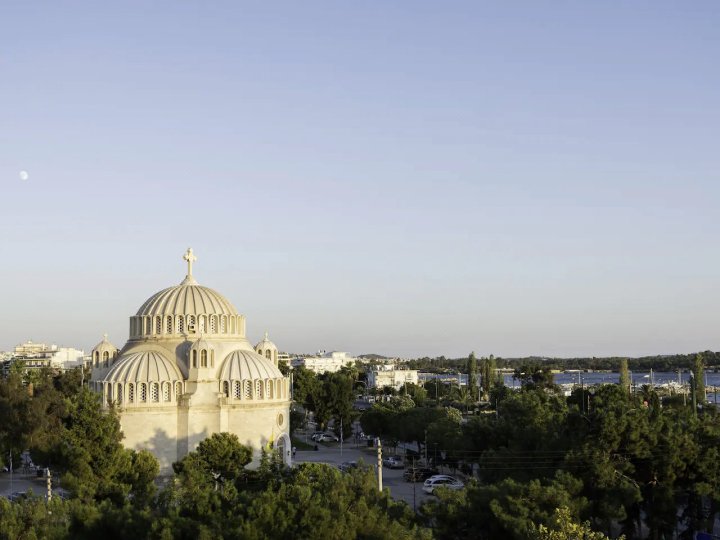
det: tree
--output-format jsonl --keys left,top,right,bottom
{"left": 693, "top": 353, "right": 705, "bottom": 406}
{"left": 619, "top": 358, "right": 631, "bottom": 396}
{"left": 529, "top": 507, "right": 621, "bottom": 540}
{"left": 236, "top": 463, "right": 431, "bottom": 539}
{"left": 480, "top": 355, "right": 497, "bottom": 401}
{"left": 467, "top": 352, "right": 479, "bottom": 402}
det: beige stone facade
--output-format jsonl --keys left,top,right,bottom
{"left": 89, "top": 249, "right": 291, "bottom": 473}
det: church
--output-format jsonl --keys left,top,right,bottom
{"left": 89, "top": 249, "right": 291, "bottom": 473}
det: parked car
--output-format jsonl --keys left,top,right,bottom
{"left": 317, "top": 433, "right": 339, "bottom": 442}
{"left": 422, "top": 476, "right": 464, "bottom": 494}
{"left": 310, "top": 432, "right": 325, "bottom": 441}
{"left": 383, "top": 456, "right": 404, "bottom": 469}
{"left": 403, "top": 467, "right": 438, "bottom": 482}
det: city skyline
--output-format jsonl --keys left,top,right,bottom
{"left": 2, "top": 2, "right": 719, "bottom": 358}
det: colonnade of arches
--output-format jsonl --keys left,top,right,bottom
{"left": 129, "top": 314, "right": 246, "bottom": 339}
{"left": 93, "top": 349, "right": 119, "bottom": 368}
{"left": 96, "top": 380, "right": 184, "bottom": 406}
{"left": 191, "top": 348, "right": 215, "bottom": 369}
{"left": 219, "top": 377, "right": 288, "bottom": 401}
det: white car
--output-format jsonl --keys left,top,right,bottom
{"left": 317, "top": 433, "right": 340, "bottom": 442}
{"left": 422, "top": 476, "right": 464, "bottom": 494}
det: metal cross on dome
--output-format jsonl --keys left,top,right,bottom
{"left": 183, "top": 248, "right": 197, "bottom": 277}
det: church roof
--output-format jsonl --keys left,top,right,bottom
{"left": 255, "top": 331, "right": 277, "bottom": 351}
{"left": 135, "top": 248, "right": 239, "bottom": 318}
{"left": 101, "top": 350, "right": 183, "bottom": 383}
{"left": 220, "top": 350, "right": 283, "bottom": 381}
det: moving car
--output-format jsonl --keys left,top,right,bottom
{"left": 316, "top": 433, "right": 340, "bottom": 442}
{"left": 422, "top": 476, "right": 464, "bottom": 494}
{"left": 382, "top": 456, "right": 404, "bottom": 469}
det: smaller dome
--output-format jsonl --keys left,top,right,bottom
{"left": 220, "top": 350, "right": 283, "bottom": 381}
{"left": 92, "top": 333, "right": 118, "bottom": 353}
{"left": 190, "top": 337, "right": 214, "bottom": 352}
{"left": 101, "top": 350, "right": 183, "bottom": 384}
{"left": 254, "top": 331, "right": 277, "bottom": 351}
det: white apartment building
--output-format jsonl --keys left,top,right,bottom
{"left": 2, "top": 340, "right": 86, "bottom": 375}
{"left": 292, "top": 351, "right": 356, "bottom": 374}
{"left": 367, "top": 367, "right": 419, "bottom": 391}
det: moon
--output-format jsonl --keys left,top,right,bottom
{"left": 19, "top": 170, "right": 29, "bottom": 181}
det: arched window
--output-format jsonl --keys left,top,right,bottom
{"left": 117, "top": 383, "right": 123, "bottom": 404}
{"left": 128, "top": 383, "right": 135, "bottom": 403}
{"left": 187, "top": 315, "right": 196, "bottom": 333}
{"left": 234, "top": 381, "right": 241, "bottom": 399}
{"left": 94, "top": 351, "right": 99, "bottom": 366}
{"left": 222, "top": 381, "right": 229, "bottom": 397}
{"left": 210, "top": 316, "right": 217, "bottom": 334}
{"left": 255, "top": 380, "right": 263, "bottom": 399}
{"left": 155, "top": 316, "right": 162, "bottom": 334}
{"left": 244, "top": 380, "right": 252, "bottom": 400}
{"left": 267, "top": 380, "right": 273, "bottom": 399}
{"left": 178, "top": 315, "right": 184, "bottom": 333}
{"left": 265, "top": 350, "right": 271, "bottom": 360}
{"left": 199, "top": 315, "right": 206, "bottom": 333}
{"left": 150, "top": 383, "right": 159, "bottom": 402}
{"left": 163, "top": 382, "right": 170, "bottom": 402}
{"left": 140, "top": 383, "right": 147, "bottom": 403}
{"left": 220, "top": 316, "right": 227, "bottom": 334}
{"left": 192, "top": 350, "right": 197, "bottom": 368}
{"left": 175, "top": 382, "right": 182, "bottom": 400}
{"left": 167, "top": 316, "right": 173, "bottom": 334}
{"left": 201, "top": 349, "right": 207, "bottom": 368}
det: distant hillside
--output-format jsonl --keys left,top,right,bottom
{"left": 358, "top": 353, "right": 390, "bottom": 360}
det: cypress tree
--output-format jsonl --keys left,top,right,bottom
{"left": 693, "top": 353, "right": 705, "bottom": 406}
{"left": 467, "top": 352, "right": 478, "bottom": 402}
{"left": 619, "top": 358, "right": 631, "bottom": 396}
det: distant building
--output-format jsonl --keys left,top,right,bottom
{"left": 292, "top": 351, "right": 356, "bottom": 374}
{"left": 368, "top": 367, "right": 419, "bottom": 391}
{"left": 1, "top": 340, "right": 86, "bottom": 376}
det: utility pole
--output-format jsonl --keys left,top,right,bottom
{"left": 9, "top": 450, "right": 12, "bottom": 495}
{"left": 340, "top": 418, "right": 343, "bottom": 457}
{"left": 46, "top": 468, "right": 52, "bottom": 502}
{"left": 376, "top": 438, "right": 383, "bottom": 492}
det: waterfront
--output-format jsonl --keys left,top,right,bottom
{"left": 419, "top": 370, "right": 720, "bottom": 389}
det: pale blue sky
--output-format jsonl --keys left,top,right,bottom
{"left": 1, "top": 2, "right": 719, "bottom": 358}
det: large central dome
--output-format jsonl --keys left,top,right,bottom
{"left": 128, "top": 248, "right": 247, "bottom": 340}
{"left": 136, "top": 281, "right": 238, "bottom": 317}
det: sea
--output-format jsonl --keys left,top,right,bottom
{"left": 418, "top": 370, "right": 720, "bottom": 389}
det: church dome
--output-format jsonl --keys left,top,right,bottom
{"left": 255, "top": 332, "right": 279, "bottom": 367}
{"left": 129, "top": 248, "right": 247, "bottom": 340}
{"left": 220, "top": 350, "right": 283, "bottom": 381}
{"left": 136, "top": 282, "right": 238, "bottom": 318}
{"left": 101, "top": 350, "right": 183, "bottom": 384}
{"left": 91, "top": 334, "right": 119, "bottom": 369}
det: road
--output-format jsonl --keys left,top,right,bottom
{"left": 292, "top": 439, "right": 433, "bottom": 511}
